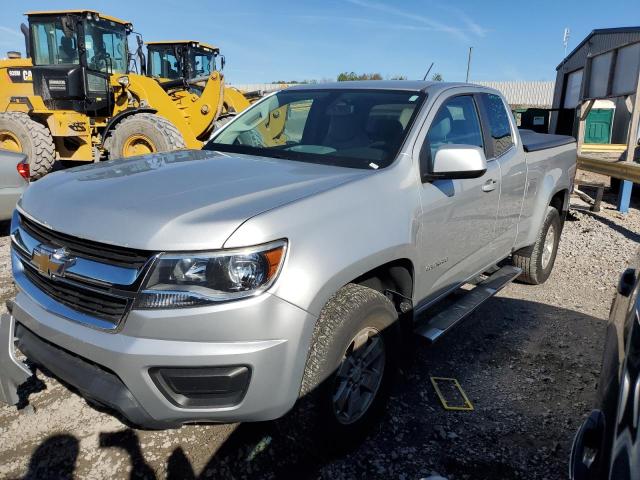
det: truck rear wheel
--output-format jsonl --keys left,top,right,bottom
{"left": 0, "top": 112, "right": 55, "bottom": 179}
{"left": 512, "top": 206, "right": 562, "bottom": 285}
{"left": 106, "top": 113, "right": 186, "bottom": 159}
{"left": 293, "top": 283, "right": 400, "bottom": 453}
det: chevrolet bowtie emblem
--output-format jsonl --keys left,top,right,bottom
{"left": 31, "top": 245, "right": 76, "bottom": 278}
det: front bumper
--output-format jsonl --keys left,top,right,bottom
{"left": 1, "top": 287, "right": 317, "bottom": 428}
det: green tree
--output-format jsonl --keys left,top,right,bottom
{"left": 337, "top": 72, "right": 383, "bottom": 81}
{"left": 431, "top": 73, "right": 444, "bottom": 81}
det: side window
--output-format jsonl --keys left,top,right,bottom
{"left": 425, "top": 95, "right": 484, "bottom": 160}
{"left": 481, "top": 93, "right": 514, "bottom": 158}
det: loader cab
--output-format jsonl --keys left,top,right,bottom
{"left": 26, "top": 10, "right": 132, "bottom": 115}
{"left": 146, "top": 41, "right": 221, "bottom": 83}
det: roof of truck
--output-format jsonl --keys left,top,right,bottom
{"left": 25, "top": 10, "right": 131, "bottom": 26}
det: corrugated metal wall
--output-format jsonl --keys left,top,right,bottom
{"left": 231, "top": 81, "right": 556, "bottom": 107}
{"left": 473, "top": 81, "right": 555, "bottom": 107}
{"left": 558, "top": 31, "right": 640, "bottom": 74}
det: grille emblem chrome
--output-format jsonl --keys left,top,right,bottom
{"left": 31, "top": 245, "right": 76, "bottom": 278}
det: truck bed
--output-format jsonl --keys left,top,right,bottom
{"left": 519, "top": 129, "right": 576, "bottom": 153}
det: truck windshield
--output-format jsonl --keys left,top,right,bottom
{"left": 31, "top": 19, "right": 80, "bottom": 66}
{"left": 83, "top": 19, "right": 128, "bottom": 74}
{"left": 205, "top": 89, "right": 424, "bottom": 170}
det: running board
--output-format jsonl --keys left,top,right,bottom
{"left": 414, "top": 265, "right": 522, "bottom": 343}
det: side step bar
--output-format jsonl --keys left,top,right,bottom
{"left": 414, "top": 265, "right": 522, "bottom": 343}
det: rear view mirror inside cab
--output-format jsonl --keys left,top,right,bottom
{"left": 325, "top": 101, "right": 355, "bottom": 116}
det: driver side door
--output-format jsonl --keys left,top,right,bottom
{"left": 414, "top": 93, "right": 501, "bottom": 303}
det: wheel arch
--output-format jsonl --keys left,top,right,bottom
{"left": 101, "top": 107, "right": 157, "bottom": 145}
{"left": 549, "top": 188, "right": 569, "bottom": 216}
{"left": 352, "top": 259, "right": 414, "bottom": 310}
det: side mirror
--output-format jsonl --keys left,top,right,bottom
{"left": 422, "top": 144, "right": 487, "bottom": 181}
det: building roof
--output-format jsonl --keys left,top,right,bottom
{"left": 557, "top": 26, "right": 640, "bottom": 70}
{"left": 474, "top": 81, "right": 555, "bottom": 107}
{"left": 25, "top": 10, "right": 131, "bottom": 26}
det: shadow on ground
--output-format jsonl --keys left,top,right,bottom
{"left": 12, "top": 297, "right": 606, "bottom": 480}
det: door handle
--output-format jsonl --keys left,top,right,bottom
{"left": 482, "top": 179, "right": 497, "bottom": 192}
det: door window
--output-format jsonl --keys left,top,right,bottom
{"left": 31, "top": 20, "right": 79, "bottom": 66}
{"left": 480, "top": 93, "right": 514, "bottom": 158}
{"left": 425, "top": 95, "right": 484, "bottom": 160}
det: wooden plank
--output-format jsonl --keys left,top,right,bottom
{"left": 576, "top": 99, "right": 595, "bottom": 152}
{"left": 626, "top": 94, "right": 640, "bottom": 163}
{"left": 578, "top": 155, "right": 640, "bottom": 183}
{"left": 581, "top": 144, "right": 627, "bottom": 153}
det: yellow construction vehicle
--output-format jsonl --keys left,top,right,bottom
{"left": 145, "top": 40, "right": 251, "bottom": 126}
{"left": 0, "top": 11, "right": 248, "bottom": 178}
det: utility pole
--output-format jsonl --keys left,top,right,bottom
{"left": 465, "top": 47, "right": 473, "bottom": 82}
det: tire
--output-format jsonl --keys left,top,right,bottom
{"left": 293, "top": 283, "right": 400, "bottom": 453}
{"left": 105, "top": 113, "right": 186, "bottom": 159}
{"left": 512, "top": 206, "right": 562, "bottom": 285}
{"left": 0, "top": 112, "right": 55, "bottom": 179}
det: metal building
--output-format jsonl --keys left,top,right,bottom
{"left": 550, "top": 26, "right": 640, "bottom": 212}
{"left": 474, "top": 81, "right": 555, "bottom": 108}
{"left": 551, "top": 27, "right": 640, "bottom": 142}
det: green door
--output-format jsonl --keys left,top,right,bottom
{"left": 585, "top": 109, "right": 614, "bottom": 144}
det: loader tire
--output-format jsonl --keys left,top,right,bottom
{"left": 0, "top": 112, "right": 55, "bottom": 179}
{"left": 106, "top": 113, "right": 186, "bottom": 159}
{"left": 512, "top": 206, "right": 562, "bottom": 285}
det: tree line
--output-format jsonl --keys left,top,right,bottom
{"left": 271, "top": 73, "right": 444, "bottom": 83}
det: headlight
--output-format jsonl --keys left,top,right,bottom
{"left": 86, "top": 73, "right": 107, "bottom": 93}
{"left": 134, "top": 240, "right": 287, "bottom": 309}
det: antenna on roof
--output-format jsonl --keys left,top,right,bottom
{"left": 563, "top": 28, "right": 571, "bottom": 57}
{"left": 423, "top": 62, "right": 434, "bottom": 81}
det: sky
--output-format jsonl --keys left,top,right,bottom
{"left": 1, "top": 0, "right": 639, "bottom": 84}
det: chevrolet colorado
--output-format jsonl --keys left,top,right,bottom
{"left": 0, "top": 81, "right": 576, "bottom": 448}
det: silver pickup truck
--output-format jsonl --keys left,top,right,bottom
{"left": 0, "top": 81, "right": 576, "bottom": 449}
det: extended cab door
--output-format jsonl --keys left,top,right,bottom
{"left": 477, "top": 92, "right": 527, "bottom": 256}
{"left": 414, "top": 93, "right": 501, "bottom": 302}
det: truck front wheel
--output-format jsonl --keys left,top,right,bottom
{"left": 294, "top": 283, "right": 400, "bottom": 452}
{"left": 512, "top": 206, "right": 562, "bottom": 285}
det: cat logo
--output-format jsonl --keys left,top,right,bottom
{"left": 7, "top": 69, "right": 32, "bottom": 83}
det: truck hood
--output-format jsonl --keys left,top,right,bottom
{"left": 19, "top": 149, "right": 369, "bottom": 251}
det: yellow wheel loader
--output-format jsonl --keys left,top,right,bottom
{"left": 145, "top": 40, "right": 251, "bottom": 127}
{"left": 0, "top": 11, "right": 247, "bottom": 178}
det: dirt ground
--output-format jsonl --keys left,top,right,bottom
{"left": 0, "top": 188, "right": 639, "bottom": 480}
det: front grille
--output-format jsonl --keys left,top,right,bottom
{"left": 22, "top": 264, "right": 128, "bottom": 323}
{"left": 20, "top": 213, "right": 151, "bottom": 269}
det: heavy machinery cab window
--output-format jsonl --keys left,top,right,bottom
{"left": 149, "top": 46, "right": 181, "bottom": 80}
{"left": 31, "top": 19, "right": 79, "bottom": 66}
{"left": 206, "top": 89, "right": 424, "bottom": 170}
{"left": 191, "top": 49, "right": 214, "bottom": 77}
{"left": 83, "top": 19, "right": 128, "bottom": 74}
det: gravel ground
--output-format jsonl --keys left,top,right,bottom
{"left": 0, "top": 189, "right": 639, "bottom": 480}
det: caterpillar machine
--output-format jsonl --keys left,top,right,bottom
{"left": 146, "top": 40, "right": 252, "bottom": 120}
{"left": 0, "top": 10, "right": 251, "bottom": 178}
